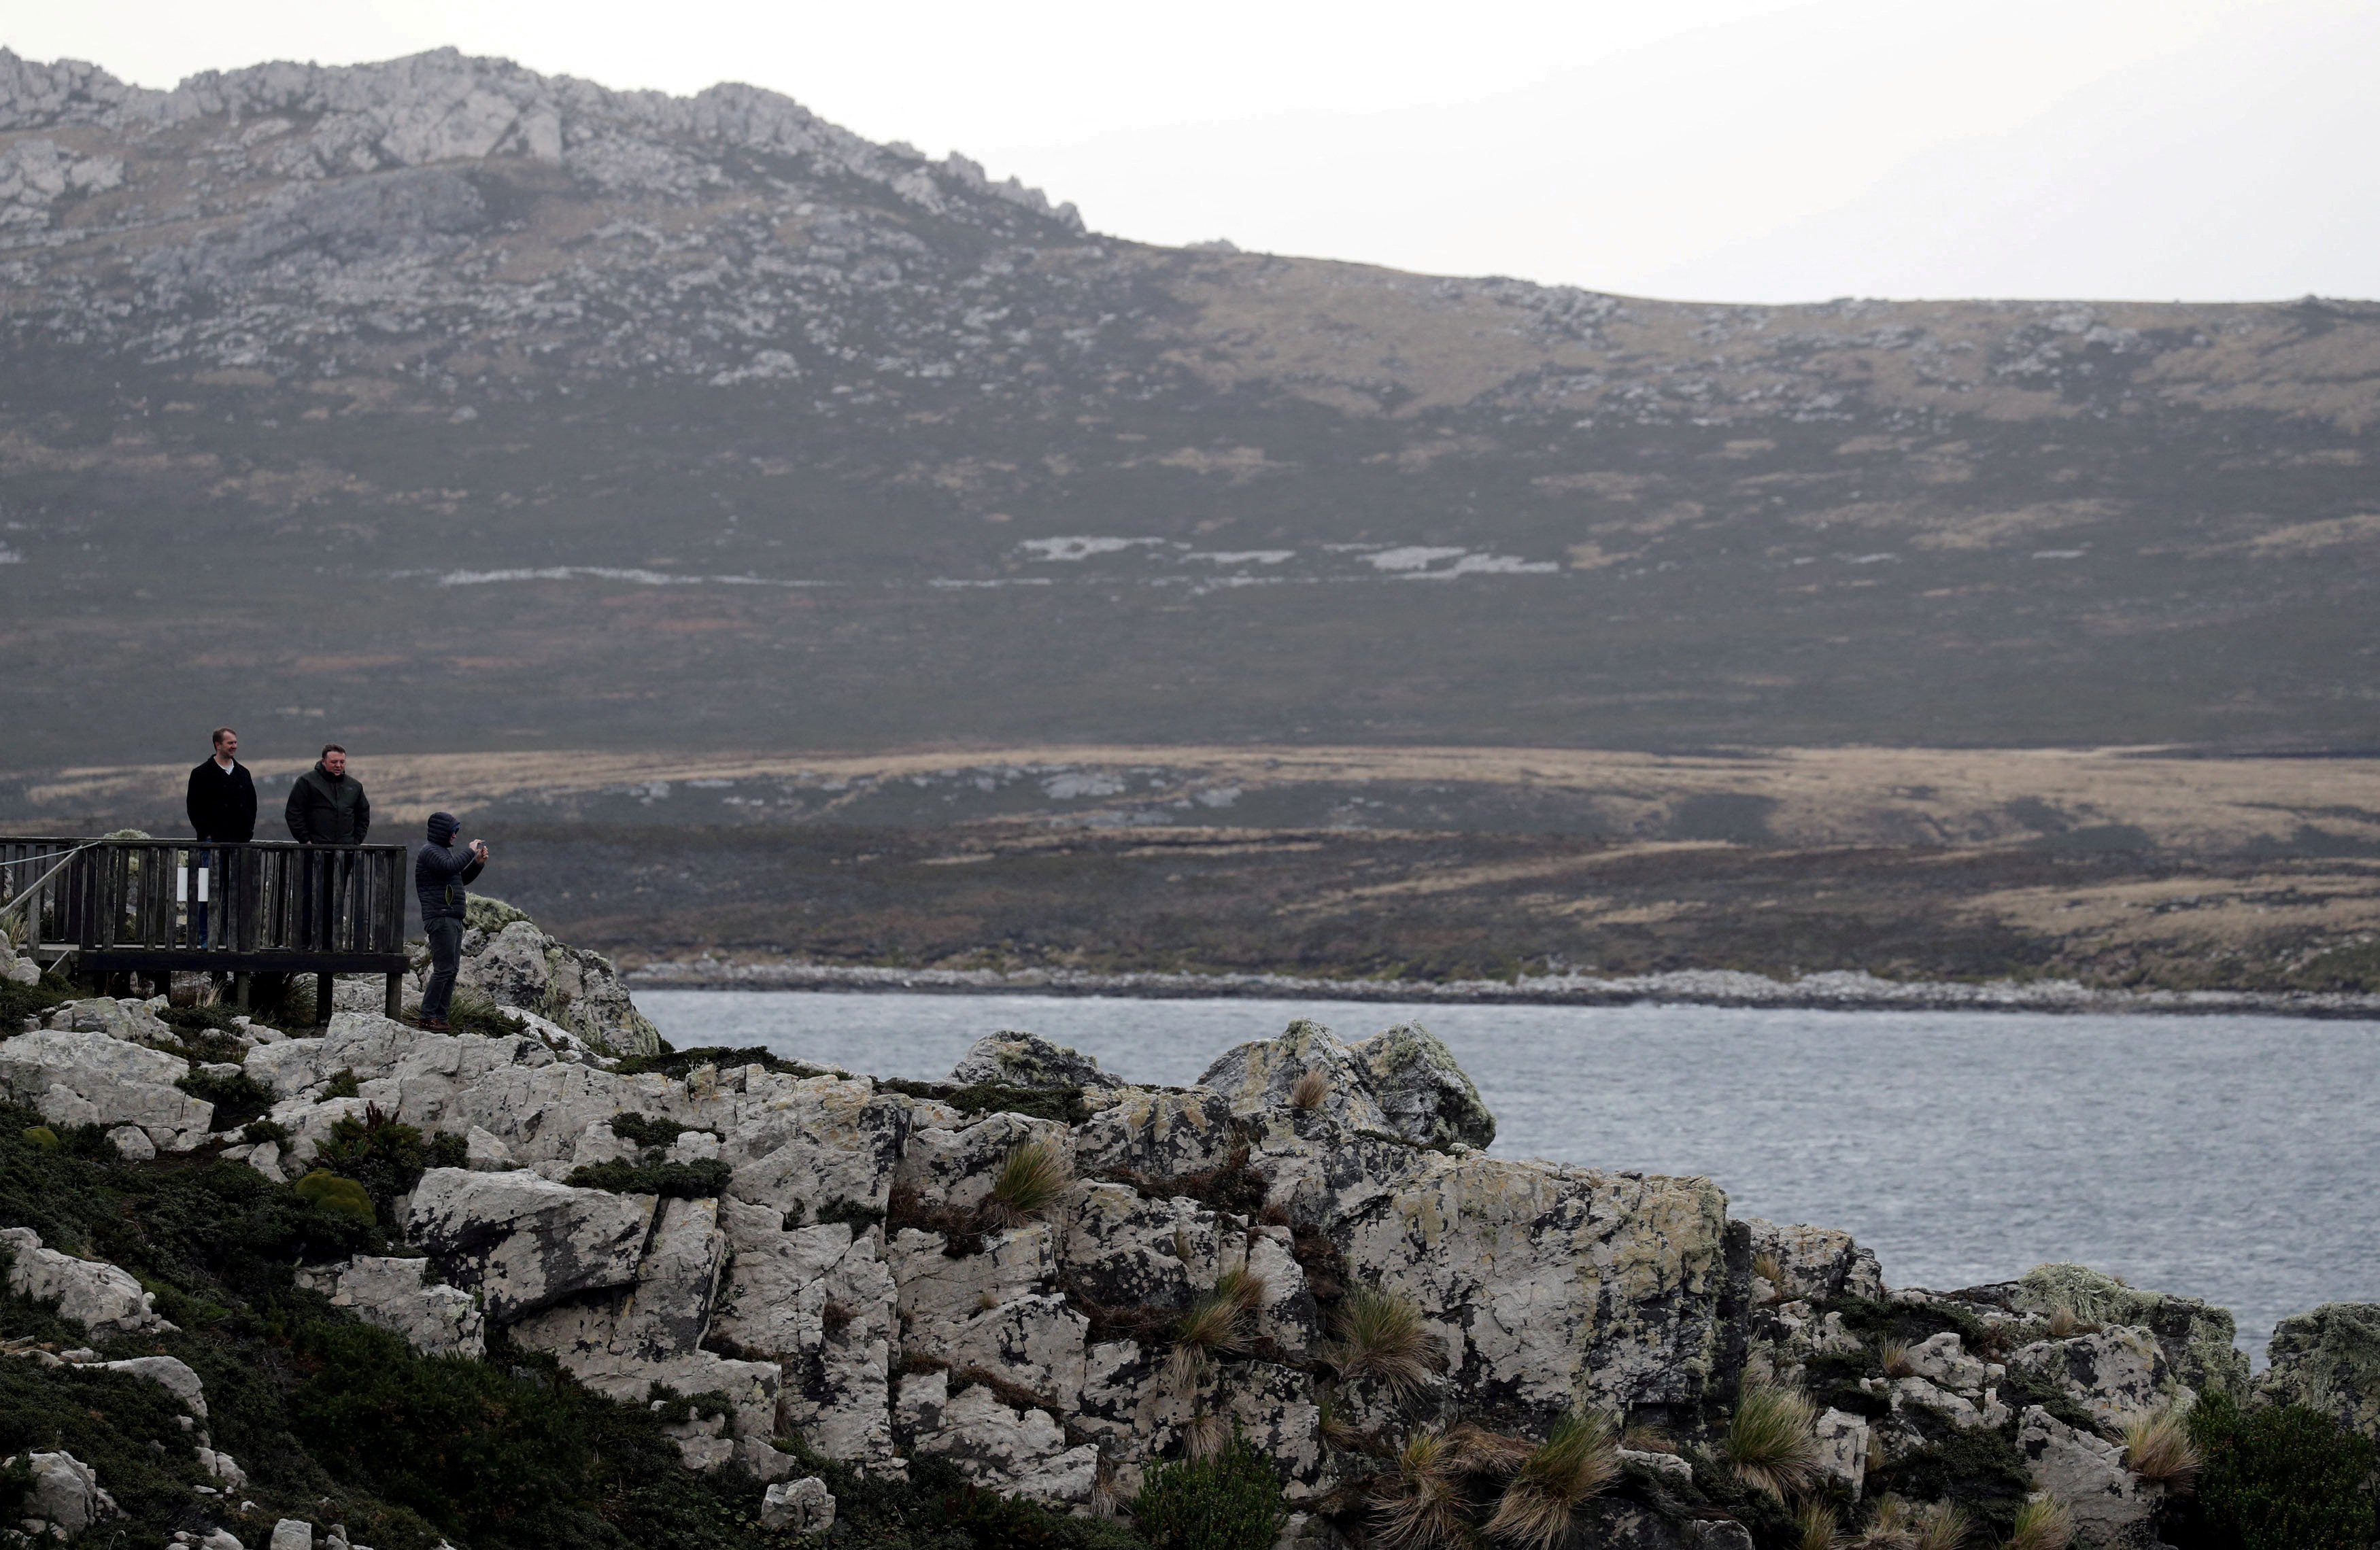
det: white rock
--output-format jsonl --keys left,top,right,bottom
{"left": 1197, "top": 1018, "right": 1391, "bottom": 1133}
{"left": 912, "top": 1383, "right": 1098, "bottom": 1504}
{"left": 96, "top": 1354, "right": 207, "bottom": 1417}
{"left": 1812, "top": 1409, "right": 1869, "bottom": 1496}
{"left": 759, "top": 1475, "right": 836, "bottom": 1533}
{"left": 1620, "top": 1445, "right": 1695, "bottom": 1487}
{"left": 271, "top": 1520, "right": 313, "bottom": 1550}
{"left": 1904, "top": 1331, "right": 1992, "bottom": 1395}
{"left": 0, "top": 1027, "right": 210, "bottom": 1134}
{"left": 2018, "top": 1405, "right": 2158, "bottom": 1543}
{"left": 2010, "top": 1326, "right": 2175, "bottom": 1430}
{"left": 13, "top": 1449, "right": 119, "bottom": 1534}
{"left": 107, "top": 1124, "right": 157, "bottom": 1160}
{"left": 947, "top": 1031, "right": 1124, "bottom": 1092}
{"left": 895, "top": 1110, "right": 1071, "bottom": 1214}
{"left": 405, "top": 1167, "right": 654, "bottom": 1322}
{"left": 464, "top": 1125, "right": 515, "bottom": 1170}
{"left": 1741, "top": 1218, "right": 1887, "bottom": 1302}
{"left": 301, "top": 1256, "right": 485, "bottom": 1358}
{"left": 0, "top": 1226, "right": 175, "bottom": 1336}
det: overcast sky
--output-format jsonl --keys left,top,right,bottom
{"left": 11, "top": 0, "right": 2375, "bottom": 303}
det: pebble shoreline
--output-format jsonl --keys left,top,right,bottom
{"left": 626, "top": 959, "right": 2380, "bottom": 1018}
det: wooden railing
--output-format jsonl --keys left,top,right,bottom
{"left": 2, "top": 838, "right": 410, "bottom": 1018}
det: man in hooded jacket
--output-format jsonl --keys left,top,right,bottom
{"left": 413, "top": 811, "right": 488, "bottom": 1031}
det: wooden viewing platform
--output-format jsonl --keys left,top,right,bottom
{"left": 1, "top": 837, "right": 410, "bottom": 1021}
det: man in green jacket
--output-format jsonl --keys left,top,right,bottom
{"left": 286, "top": 744, "right": 370, "bottom": 954}
{"left": 285, "top": 744, "right": 371, "bottom": 843}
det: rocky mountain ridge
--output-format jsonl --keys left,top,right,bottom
{"left": 3, "top": 50, "right": 2379, "bottom": 761}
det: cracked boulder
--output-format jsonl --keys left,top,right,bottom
{"left": 405, "top": 1167, "right": 654, "bottom": 1322}
{"left": 2013, "top": 1263, "right": 2250, "bottom": 1398}
{"left": 9, "top": 1450, "right": 118, "bottom": 1537}
{"left": 1336, "top": 1150, "right": 1730, "bottom": 1428}
{"left": 1198, "top": 1019, "right": 1391, "bottom": 1133}
{"left": 458, "top": 917, "right": 660, "bottom": 1056}
{"left": 296, "top": 1256, "right": 483, "bottom": 1358}
{"left": 2256, "top": 1301, "right": 2380, "bottom": 1441}
{"left": 2009, "top": 1326, "right": 2175, "bottom": 1431}
{"left": 904, "top": 1373, "right": 1100, "bottom": 1504}
{"left": 0, "top": 1027, "right": 211, "bottom": 1139}
{"left": 948, "top": 1032, "right": 1124, "bottom": 1092}
{"left": 1070, "top": 1086, "right": 1241, "bottom": 1182}
{"left": 2018, "top": 1406, "right": 2159, "bottom": 1547}
{"left": 711, "top": 1200, "right": 898, "bottom": 1466}
{"left": 1742, "top": 1218, "right": 1886, "bottom": 1303}
{"left": 0, "top": 1227, "right": 175, "bottom": 1337}
{"left": 1354, "top": 1022, "right": 1495, "bottom": 1149}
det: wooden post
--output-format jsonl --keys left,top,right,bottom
{"left": 232, "top": 972, "right": 250, "bottom": 1012}
{"left": 384, "top": 971, "right": 403, "bottom": 1020}
{"left": 315, "top": 970, "right": 334, "bottom": 1028}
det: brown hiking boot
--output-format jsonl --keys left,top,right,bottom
{"left": 420, "top": 1016, "right": 453, "bottom": 1032}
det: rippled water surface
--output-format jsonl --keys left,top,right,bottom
{"left": 641, "top": 990, "right": 2380, "bottom": 1360}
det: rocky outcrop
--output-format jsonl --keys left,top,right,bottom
{"left": 405, "top": 1167, "right": 653, "bottom": 1322}
{"left": 948, "top": 1032, "right": 1124, "bottom": 1092}
{"left": 1197, "top": 1017, "right": 1497, "bottom": 1150}
{"left": 1743, "top": 1218, "right": 1886, "bottom": 1303}
{"left": 454, "top": 916, "right": 660, "bottom": 1056}
{"left": 2009, "top": 1326, "right": 2175, "bottom": 1431}
{"left": 2018, "top": 1406, "right": 2159, "bottom": 1547}
{"left": 2256, "top": 1301, "right": 2380, "bottom": 1441}
{"left": 1, "top": 1226, "right": 176, "bottom": 1337}
{"left": 296, "top": 1255, "right": 484, "bottom": 1358}
{"left": 0, "top": 1027, "right": 214, "bottom": 1146}
{"left": 5, "top": 1450, "right": 119, "bottom": 1538}
{"left": 2013, "top": 1262, "right": 2251, "bottom": 1398}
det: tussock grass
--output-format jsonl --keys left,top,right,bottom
{"left": 1795, "top": 1502, "right": 1841, "bottom": 1550}
{"left": 1752, "top": 1250, "right": 1788, "bottom": 1299}
{"left": 1328, "top": 1283, "right": 1442, "bottom": 1398}
{"left": 1371, "top": 1428, "right": 1467, "bottom": 1550}
{"left": 2123, "top": 1407, "right": 2200, "bottom": 1491}
{"left": 1620, "top": 1422, "right": 1676, "bottom": 1454}
{"left": 2004, "top": 1498, "right": 2073, "bottom": 1550}
{"left": 1846, "top": 1496, "right": 1915, "bottom": 1549}
{"left": 1880, "top": 1339, "right": 1916, "bottom": 1378}
{"left": 1483, "top": 1413, "right": 1619, "bottom": 1549}
{"left": 979, "top": 1137, "right": 1070, "bottom": 1227}
{"left": 1445, "top": 1422, "right": 1533, "bottom": 1476}
{"left": 2043, "top": 1306, "right": 2098, "bottom": 1339}
{"left": 1168, "top": 1267, "right": 1265, "bottom": 1389}
{"left": 1289, "top": 1068, "right": 1331, "bottom": 1111}
{"left": 1909, "top": 1500, "right": 1970, "bottom": 1550}
{"left": 1722, "top": 1383, "right": 1822, "bottom": 1498}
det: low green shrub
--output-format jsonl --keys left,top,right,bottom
{"left": 313, "top": 1111, "right": 469, "bottom": 1217}
{"left": 295, "top": 1169, "right": 376, "bottom": 1224}
{"left": 241, "top": 1118, "right": 292, "bottom": 1146}
{"left": 613, "top": 1044, "right": 836, "bottom": 1082}
{"left": 177, "top": 1066, "right": 279, "bottom": 1131}
{"left": 1133, "top": 1434, "right": 1288, "bottom": 1550}
{"left": 322, "top": 1067, "right": 360, "bottom": 1099}
{"left": 609, "top": 1111, "right": 705, "bottom": 1149}
{"left": 1865, "top": 1422, "right": 2032, "bottom": 1540}
{"left": 564, "top": 1158, "right": 733, "bottom": 1199}
{"left": 0, "top": 975, "right": 70, "bottom": 1030}
{"left": 2169, "top": 1388, "right": 2377, "bottom": 1550}
{"left": 879, "top": 1078, "right": 1092, "bottom": 1126}
{"left": 17, "top": 1126, "right": 57, "bottom": 1153}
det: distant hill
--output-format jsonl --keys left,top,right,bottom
{"left": 3, "top": 47, "right": 2377, "bottom": 770}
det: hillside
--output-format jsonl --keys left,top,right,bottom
{"left": 3, "top": 48, "right": 2379, "bottom": 768}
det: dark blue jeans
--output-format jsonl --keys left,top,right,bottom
{"left": 421, "top": 916, "right": 464, "bottom": 1020}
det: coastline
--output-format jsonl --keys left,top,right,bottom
{"left": 625, "top": 958, "right": 2380, "bottom": 1019}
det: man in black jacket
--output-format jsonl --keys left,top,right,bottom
{"left": 286, "top": 744, "right": 370, "bottom": 950}
{"left": 184, "top": 727, "right": 256, "bottom": 948}
{"left": 413, "top": 811, "right": 488, "bottom": 1031}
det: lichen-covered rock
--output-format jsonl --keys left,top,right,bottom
{"left": 888, "top": 1223, "right": 1089, "bottom": 1405}
{"left": 1058, "top": 1183, "right": 1220, "bottom": 1309}
{"left": 0, "top": 1226, "right": 175, "bottom": 1337}
{"left": 2016, "top": 1263, "right": 2250, "bottom": 1398}
{"left": 711, "top": 1201, "right": 898, "bottom": 1466}
{"left": 458, "top": 918, "right": 660, "bottom": 1056}
{"left": 1353, "top": 1022, "right": 1495, "bottom": 1149}
{"left": 948, "top": 1032, "right": 1123, "bottom": 1092}
{"left": 405, "top": 1167, "right": 655, "bottom": 1322}
{"left": 507, "top": 1194, "right": 778, "bottom": 1439}
{"left": 1070, "top": 1086, "right": 1241, "bottom": 1181}
{"left": 909, "top": 1380, "right": 1100, "bottom": 1504}
{"left": 1197, "top": 1019, "right": 1391, "bottom": 1133}
{"left": 1814, "top": 1408, "right": 1869, "bottom": 1496}
{"left": 0, "top": 1027, "right": 211, "bottom": 1138}
{"left": 1903, "top": 1331, "right": 1991, "bottom": 1395}
{"left": 40, "top": 997, "right": 170, "bottom": 1042}
{"left": 760, "top": 1475, "right": 836, "bottom": 1533}
{"left": 1337, "top": 1148, "right": 1731, "bottom": 1427}
{"left": 2018, "top": 1405, "right": 2159, "bottom": 1547}
{"left": 10, "top": 1449, "right": 118, "bottom": 1536}
{"left": 2256, "top": 1301, "right": 2380, "bottom": 1441}
{"left": 297, "top": 1256, "right": 484, "bottom": 1358}
{"left": 896, "top": 1111, "right": 1072, "bottom": 1214}
{"left": 2009, "top": 1326, "right": 2175, "bottom": 1430}
{"left": 1742, "top": 1219, "right": 1886, "bottom": 1303}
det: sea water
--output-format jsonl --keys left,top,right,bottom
{"left": 641, "top": 990, "right": 2380, "bottom": 1362}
